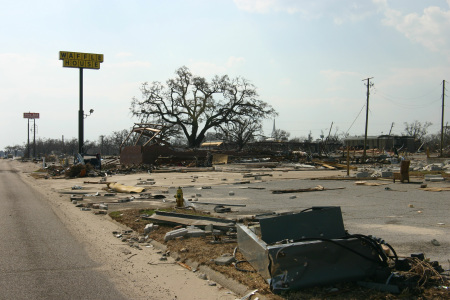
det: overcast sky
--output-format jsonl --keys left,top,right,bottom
{"left": 1, "top": 0, "right": 449, "bottom": 151}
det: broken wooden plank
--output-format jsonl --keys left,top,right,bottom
{"left": 271, "top": 185, "right": 345, "bottom": 194}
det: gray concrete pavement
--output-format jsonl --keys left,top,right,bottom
{"left": 175, "top": 174, "right": 449, "bottom": 266}
{"left": 0, "top": 160, "right": 126, "bottom": 300}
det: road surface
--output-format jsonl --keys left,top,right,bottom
{"left": 0, "top": 160, "right": 126, "bottom": 299}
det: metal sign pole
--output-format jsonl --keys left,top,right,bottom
{"left": 27, "top": 118, "right": 30, "bottom": 158}
{"left": 33, "top": 118, "right": 36, "bottom": 158}
{"left": 79, "top": 68, "right": 84, "bottom": 154}
{"left": 59, "top": 51, "right": 103, "bottom": 155}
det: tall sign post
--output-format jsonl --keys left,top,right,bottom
{"left": 59, "top": 51, "right": 103, "bottom": 154}
{"left": 23, "top": 112, "right": 39, "bottom": 159}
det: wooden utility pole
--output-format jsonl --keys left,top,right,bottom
{"left": 363, "top": 77, "right": 373, "bottom": 162}
{"left": 441, "top": 80, "right": 446, "bottom": 157}
{"left": 388, "top": 122, "right": 394, "bottom": 152}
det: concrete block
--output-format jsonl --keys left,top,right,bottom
{"left": 381, "top": 171, "right": 393, "bottom": 178}
{"left": 214, "top": 254, "right": 236, "bottom": 266}
{"left": 144, "top": 223, "right": 159, "bottom": 234}
{"left": 164, "top": 228, "right": 188, "bottom": 242}
{"left": 430, "top": 177, "right": 445, "bottom": 182}
{"left": 425, "top": 174, "right": 444, "bottom": 181}
{"left": 356, "top": 172, "right": 369, "bottom": 178}
{"left": 186, "top": 226, "right": 205, "bottom": 238}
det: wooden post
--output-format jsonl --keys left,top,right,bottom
{"left": 347, "top": 146, "right": 350, "bottom": 176}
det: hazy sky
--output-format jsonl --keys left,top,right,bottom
{"left": 1, "top": 0, "right": 449, "bottom": 150}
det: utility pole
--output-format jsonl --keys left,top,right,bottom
{"left": 388, "top": 122, "right": 394, "bottom": 152}
{"left": 363, "top": 77, "right": 374, "bottom": 162}
{"left": 441, "top": 80, "right": 446, "bottom": 157}
{"left": 100, "top": 135, "right": 104, "bottom": 155}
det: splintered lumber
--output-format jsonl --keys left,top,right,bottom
{"left": 313, "top": 161, "right": 336, "bottom": 170}
{"left": 106, "top": 182, "right": 146, "bottom": 193}
{"left": 421, "top": 187, "right": 450, "bottom": 192}
{"left": 355, "top": 181, "right": 390, "bottom": 186}
{"left": 271, "top": 185, "right": 345, "bottom": 194}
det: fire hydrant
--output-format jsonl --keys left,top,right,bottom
{"left": 175, "top": 187, "right": 184, "bottom": 207}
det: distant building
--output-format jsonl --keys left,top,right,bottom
{"left": 344, "top": 135, "right": 416, "bottom": 152}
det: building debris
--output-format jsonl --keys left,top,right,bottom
{"left": 143, "top": 211, "right": 235, "bottom": 231}
{"left": 271, "top": 185, "right": 345, "bottom": 194}
{"left": 355, "top": 181, "right": 390, "bottom": 186}
{"left": 106, "top": 182, "right": 146, "bottom": 193}
{"left": 237, "top": 206, "right": 393, "bottom": 293}
{"left": 421, "top": 187, "right": 450, "bottom": 192}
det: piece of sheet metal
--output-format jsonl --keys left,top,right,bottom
{"left": 258, "top": 206, "right": 346, "bottom": 244}
{"left": 237, "top": 206, "right": 386, "bottom": 293}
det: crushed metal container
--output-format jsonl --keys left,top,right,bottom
{"left": 237, "top": 207, "right": 388, "bottom": 293}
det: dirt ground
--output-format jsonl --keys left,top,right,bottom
{"left": 11, "top": 159, "right": 450, "bottom": 300}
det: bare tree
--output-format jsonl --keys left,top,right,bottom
{"left": 272, "top": 129, "right": 290, "bottom": 141}
{"left": 220, "top": 117, "right": 262, "bottom": 151}
{"left": 130, "top": 66, "right": 277, "bottom": 148}
{"left": 404, "top": 120, "right": 432, "bottom": 141}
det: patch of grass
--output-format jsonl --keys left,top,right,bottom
{"left": 109, "top": 211, "right": 123, "bottom": 220}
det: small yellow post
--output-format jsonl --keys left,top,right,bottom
{"left": 175, "top": 187, "right": 184, "bottom": 207}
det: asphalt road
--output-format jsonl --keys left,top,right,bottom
{"left": 0, "top": 160, "right": 126, "bottom": 300}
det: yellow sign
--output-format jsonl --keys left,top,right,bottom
{"left": 59, "top": 51, "right": 104, "bottom": 69}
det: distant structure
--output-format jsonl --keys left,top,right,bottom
{"left": 271, "top": 119, "right": 276, "bottom": 139}
{"left": 344, "top": 135, "right": 416, "bottom": 152}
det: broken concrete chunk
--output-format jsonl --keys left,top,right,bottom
{"left": 186, "top": 226, "right": 205, "bottom": 238}
{"left": 431, "top": 239, "right": 440, "bottom": 246}
{"left": 164, "top": 228, "right": 188, "bottom": 242}
{"left": 381, "top": 171, "right": 393, "bottom": 178}
{"left": 70, "top": 194, "right": 83, "bottom": 201}
{"left": 214, "top": 254, "right": 236, "bottom": 266}
{"left": 144, "top": 223, "right": 159, "bottom": 234}
{"left": 424, "top": 174, "right": 445, "bottom": 181}
{"left": 356, "top": 172, "right": 369, "bottom": 178}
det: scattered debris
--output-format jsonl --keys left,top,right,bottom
{"left": 355, "top": 181, "right": 389, "bottom": 186}
{"left": 106, "top": 182, "right": 146, "bottom": 193}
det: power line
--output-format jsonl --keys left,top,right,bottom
{"left": 345, "top": 104, "right": 365, "bottom": 135}
{"left": 375, "top": 93, "right": 442, "bottom": 109}
{"left": 373, "top": 82, "right": 441, "bottom": 101}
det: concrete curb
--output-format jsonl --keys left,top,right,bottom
{"left": 148, "top": 239, "right": 267, "bottom": 299}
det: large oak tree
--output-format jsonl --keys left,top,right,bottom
{"left": 131, "top": 66, "right": 276, "bottom": 148}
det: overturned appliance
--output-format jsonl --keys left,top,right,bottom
{"left": 237, "top": 207, "right": 391, "bottom": 293}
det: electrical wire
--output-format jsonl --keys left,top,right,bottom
{"left": 375, "top": 93, "right": 441, "bottom": 109}
{"left": 345, "top": 104, "right": 366, "bottom": 135}
{"left": 374, "top": 83, "right": 441, "bottom": 101}
{"left": 233, "top": 247, "right": 256, "bottom": 273}
{"left": 272, "top": 233, "right": 399, "bottom": 268}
